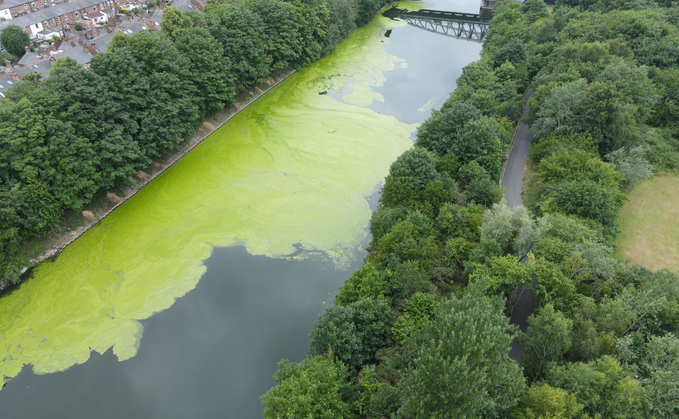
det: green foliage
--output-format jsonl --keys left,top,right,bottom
{"left": 568, "top": 296, "right": 629, "bottom": 361}
{"left": 457, "top": 161, "right": 504, "bottom": 206}
{"left": 160, "top": 7, "right": 193, "bottom": 41}
{"left": 531, "top": 258, "right": 577, "bottom": 312}
{"left": 605, "top": 146, "right": 654, "bottom": 188}
{"left": 492, "top": 38, "right": 528, "bottom": 70}
{"left": 391, "top": 292, "right": 438, "bottom": 345}
{"left": 473, "top": 199, "right": 548, "bottom": 263}
{"left": 174, "top": 26, "right": 237, "bottom": 113}
{"left": 532, "top": 236, "right": 571, "bottom": 264}
{"left": 510, "top": 384, "right": 583, "bottom": 419}
{"left": 0, "top": 25, "right": 30, "bottom": 57}
{"left": 387, "top": 147, "right": 440, "bottom": 190}
{"left": 367, "top": 220, "right": 442, "bottom": 272}
{"left": 521, "top": 305, "right": 573, "bottom": 382}
{"left": 416, "top": 102, "right": 482, "bottom": 156}
{"left": 637, "top": 333, "right": 679, "bottom": 418}
{"left": 471, "top": 255, "right": 532, "bottom": 299}
{"left": 308, "top": 297, "right": 394, "bottom": 372}
{"left": 399, "top": 282, "right": 525, "bottom": 418}
{"left": 528, "top": 133, "right": 598, "bottom": 166}
{"left": 551, "top": 179, "right": 625, "bottom": 234}
{"left": 543, "top": 356, "right": 652, "bottom": 418}
{"left": 437, "top": 203, "right": 483, "bottom": 241}
{"left": 206, "top": 3, "right": 269, "bottom": 88}
{"left": 530, "top": 79, "right": 588, "bottom": 139}
{"left": 538, "top": 149, "right": 623, "bottom": 188}
{"left": 369, "top": 206, "right": 407, "bottom": 242}
{"left": 261, "top": 352, "right": 355, "bottom": 419}
{"left": 0, "top": 50, "right": 13, "bottom": 63}
{"left": 520, "top": 0, "right": 549, "bottom": 23}
{"left": 335, "top": 262, "right": 389, "bottom": 306}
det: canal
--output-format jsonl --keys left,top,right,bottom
{"left": 0, "top": 0, "right": 483, "bottom": 416}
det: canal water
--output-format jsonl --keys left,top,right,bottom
{"left": 0, "top": 0, "right": 482, "bottom": 417}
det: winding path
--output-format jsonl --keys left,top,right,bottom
{"left": 501, "top": 93, "right": 536, "bottom": 362}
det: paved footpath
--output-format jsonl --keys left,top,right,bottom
{"left": 501, "top": 94, "right": 536, "bottom": 362}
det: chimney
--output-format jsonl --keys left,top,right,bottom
{"left": 106, "top": 26, "right": 112, "bottom": 33}
{"left": 4, "top": 58, "right": 11, "bottom": 68}
{"left": 85, "top": 42, "right": 96, "bottom": 54}
{"left": 10, "top": 70, "right": 19, "bottom": 81}
{"left": 49, "top": 55, "right": 56, "bottom": 64}
{"left": 70, "top": 41, "right": 76, "bottom": 47}
{"left": 24, "top": 45, "right": 31, "bottom": 54}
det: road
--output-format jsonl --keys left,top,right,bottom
{"left": 501, "top": 94, "right": 536, "bottom": 362}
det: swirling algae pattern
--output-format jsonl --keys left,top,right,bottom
{"left": 0, "top": 3, "right": 423, "bottom": 386}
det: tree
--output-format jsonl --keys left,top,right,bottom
{"left": 106, "top": 30, "right": 200, "bottom": 158}
{"left": 520, "top": 0, "right": 549, "bottom": 23}
{"left": 334, "top": 262, "right": 389, "bottom": 306}
{"left": 243, "top": 0, "right": 305, "bottom": 69}
{"left": 174, "top": 26, "right": 236, "bottom": 114}
{"left": 0, "top": 25, "right": 30, "bottom": 57}
{"left": 537, "top": 148, "right": 623, "bottom": 188}
{"left": 457, "top": 162, "right": 504, "bottom": 206}
{"left": 416, "top": 102, "right": 482, "bottom": 156}
{"left": 472, "top": 199, "right": 549, "bottom": 263}
{"left": 510, "top": 384, "right": 583, "bottom": 419}
{"left": 520, "top": 304, "right": 573, "bottom": 382}
{"left": 391, "top": 291, "right": 438, "bottom": 345}
{"left": 605, "top": 146, "right": 654, "bottom": 188}
{"left": 543, "top": 356, "right": 651, "bottom": 418}
{"left": 399, "top": 281, "right": 525, "bottom": 418}
{"left": 261, "top": 353, "right": 354, "bottom": 419}
{"left": 308, "top": 297, "right": 394, "bottom": 372}
{"left": 387, "top": 147, "right": 440, "bottom": 190}
{"left": 206, "top": 2, "right": 269, "bottom": 88}
{"left": 638, "top": 334, "right": 679, "bottom": 418}
{"left": 552, "top": 179, "right": 625, "bottom": 234}
{"left": 160, "top": 6, "right": 193, "bottom": 41}
{"left": 531, "top": 79, "right": 588, "bottom": 139}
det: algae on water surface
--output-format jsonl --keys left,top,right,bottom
{"left": 0, "top": 8, "right": 418, "bottom": 384}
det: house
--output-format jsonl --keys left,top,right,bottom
{"left": 169, "top": 0, "right": 202, "bottom": 12}
{"left": 0, "top": 0, "right": 118, "bottom": 38}
{"left": 0, "top": 0, "right": 64, "bottom": 21}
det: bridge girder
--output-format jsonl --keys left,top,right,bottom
{"left": 401, "top": 16, "right": 489, "bottom": 43}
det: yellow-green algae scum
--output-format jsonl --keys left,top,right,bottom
{"left": 0, "top": 3, "right": 426, "bottom": 385}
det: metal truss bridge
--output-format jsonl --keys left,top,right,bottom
{"left": 383, "top": 7, "right": 491, "bottom": 43}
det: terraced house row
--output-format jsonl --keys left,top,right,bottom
{"left": 0, "top": 0, "right": 119, "bottom": 39}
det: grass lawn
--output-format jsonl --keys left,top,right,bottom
{"left": 616, "top": 176, "right": 679, "bottom": 272}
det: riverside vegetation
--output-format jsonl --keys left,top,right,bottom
{"left": 0, "top": 0, "right": 396, "bottom": 284}
{"left": 261, "top": 0, "right": 679, "bottom": 417}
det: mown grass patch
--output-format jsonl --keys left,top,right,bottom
{"left": 616, "top": 176, "right": 679, "bottom": 272}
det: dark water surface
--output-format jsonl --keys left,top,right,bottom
{"left": 4, "top": 247, "right": 362, "bottom": 418}
{"left": 1, "top": 0, "right": 482, "bottom": 417}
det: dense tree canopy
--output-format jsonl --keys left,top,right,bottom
{"left": 0, "top": 25, "right": 30, "bottom": 57}
{"left": 266, "top": 0, "right": 679, "bottom": 417}
{"left": 399, "top": 282, "right": 525, "bottom": 418}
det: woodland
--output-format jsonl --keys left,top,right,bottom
{"left": 261, "top": 0, "right": 679, "bottom": 417}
